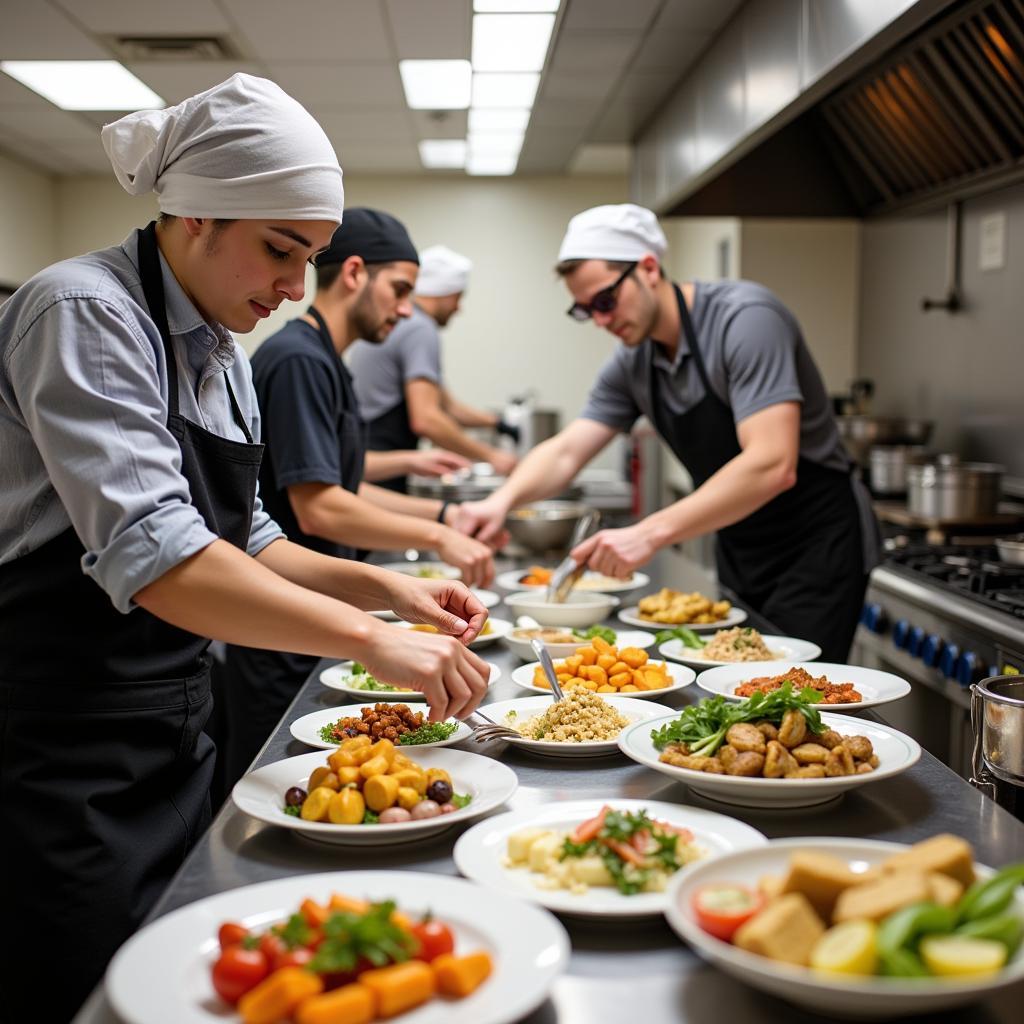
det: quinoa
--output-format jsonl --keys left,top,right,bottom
{"left": 510, "top": 690, "right": 631, "bottom": 743}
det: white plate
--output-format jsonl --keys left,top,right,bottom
{"left": 392, "top": 616, "right": 513, "bottom": 648}
{"left": 618, "top": 711, "right": 921, "bottom": 809}
{"left": 320, "top": 660, "right": 501, "bottom": 700}
{"left": 289, "top": 703, "right": 473, "bottom": 750}
{"left": 231, "top": 747, "right": 518, "bottom": 845}
{"left": 503, "top": 627, "right": 655, "bottom": 661}
{"left": 495, "top": 568, "right": 650, "bottom": 594}
{"left": 366, "top": 587, "right": 499, "bottom": 620}
{"left": 664, "top": 838, "right": 1024, "bottom": 1019}
{"left": 618, "top": 604, "right": 748, "bottom": 631}
{"left": 694, "top": 661, "right": 912, "bottom": 711}
{"left": 107, "top": 870, "right": 570, "bottom": 1024}
{"left": 479, "top": 695, "right": 677, "bottom": 757}
{"left": 660, "top": 635, "right": 822, "bottom": 668}
{"left": 510, "top": 659, "right": 695, "bottom": 699}
{"left": 379, "top": 560, "right": 461, "bottom": 580}
{"left": 454, "top": 799, "right": 767, "bottom": 919}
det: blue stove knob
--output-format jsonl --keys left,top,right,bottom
{"left": 892, "top": 619, "right": 910, "bottom": 650}
{"left": 921, "top": 634, "right": 943, "bottom": 667}
{"left": 861, "top": 603, "right": 886, "bottom": 633}
{"left": 956, "top": 651, "right": 981, "bottom": 688}
{"left": 908, "top": 626, "right": 925, "bottom": 658}
{"left": 939, "top": 643, "right": 960, "bottom": 679}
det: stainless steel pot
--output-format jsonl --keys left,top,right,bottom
{"left": 996, "top": 535, "right": 1024, "bottom": 567}
{"left": 971, "top": 676, "right": 1024, "bottom": 796}
{"left": 868, "top": 445, "right": 929, "bottom": 495}
{"left": 907, "top": 461, "right": 1004, "bottom": 520}
{"left": 836, "top": 416, "right": 934, "bottom": 466}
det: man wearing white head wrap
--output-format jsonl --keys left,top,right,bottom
{"left": 0, "top": 77, "right": 489, "bottom": 1022}
{"left": 350, "top": 242, "right": 518, "bottom": 490}
{"left": 456, "top": 203, "right": 880, "bottom": 664}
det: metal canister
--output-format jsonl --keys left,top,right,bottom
{"left": 907, "top": 461, "right": 1004, "bottom": 519}
{"left": 971, "top": 675, "right": 1024, "bottom": 799}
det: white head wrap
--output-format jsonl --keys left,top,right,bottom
{"left": 557, "top": 203, "right": 667, "bottom": 262}
{"left": 101, "top": 73, "right": 344, "bottom": 223}
{"left": 414, "top": 245, "right": 473, "bottom": 297}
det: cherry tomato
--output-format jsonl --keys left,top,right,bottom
{"left": 211, "top": 947, "right": 269, "bottom": 1005}
{"left": 274, "top": 947, "right": 315, "bottom": 971}
{"left": 218, "top": 922, "right": 249, "bottom": 951}
{"left": 258, "top": 932, "right": 287, "bottom": 963}
{"left": 691, "top": 884, "right": 763, "bottom": 942}
{"left": 410, "top": 919, "right": 455, "bottom": 963}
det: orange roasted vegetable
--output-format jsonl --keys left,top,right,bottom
{"left": 432, "top": 951, "right": 494, "bottom": 998}
{"left": 238, "top": 966, "right": 323, "bottom": 1024}
{"left": 357, "top": 960, "right": 435, "bottom": 1018}
{"left": 294, "top": 982, "right": 376, "bottom": 1024}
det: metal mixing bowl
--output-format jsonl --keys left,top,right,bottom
{"left": 505, "top": 501, "right": 591, "bottom": 553}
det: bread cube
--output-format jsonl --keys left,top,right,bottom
{"left": 780, "top": 851, "right": 863, "bottom": 920}
{"left": 833, "top": 869, "right": 930, "bottom": 924}
{"left": 733, "top": 893, "right": 825, "bottom": 966}
{"left": 881, "top": 834, "right": 975, "bottom": 888}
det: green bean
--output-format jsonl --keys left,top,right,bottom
{"left": 877, "top": 902, "right": 955, "bottom": 958}
{"left": 957, "top": 864, "right": 1024, "bottom": 923}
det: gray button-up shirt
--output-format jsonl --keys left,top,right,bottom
{"left": 0, "top": 229, "right": 283, "bottom": 613}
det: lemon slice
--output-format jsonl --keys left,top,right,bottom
{"left": 919, "top": 935, "right": 1007, "bottom": 978}
{"left": 811, "top": 920, "right": 878, "bottom": 976}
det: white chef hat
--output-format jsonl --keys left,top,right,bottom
{"left": 101, "top": 73, "right": 344, "bottom": 224}
{"left": 414, "top": 245, "right": 473, "bottom": 296}
{"left": 557, "top": 203, "right": 667, "bottom": 262}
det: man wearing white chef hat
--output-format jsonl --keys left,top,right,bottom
{"left": 0, "top": 74, "right": 490, "bottom": 1021}
{"left": 456, "top": 203, "right": 879, "bottom": 662}
{"left": 349, "top": 243, "right": 518, "bottom": 491}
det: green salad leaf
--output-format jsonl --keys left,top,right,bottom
{"left": 398, "top": 721, "right": 458, "bottom": 745}
{"left": 308, "top": 901, "right": 417, "bottom": 974}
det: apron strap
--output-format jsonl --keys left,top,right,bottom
{"left": 673, "top": 283, "right": 716, "bottom": 398}
{"left": 137, "top": 221, "right": 254, "bottom": 443}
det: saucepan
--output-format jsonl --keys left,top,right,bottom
{"left": 996, "top": 535, "right": 1024, "bottom": 567}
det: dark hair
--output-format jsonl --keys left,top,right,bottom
{"left": 555, "top": 257, "right": 663, "bottom": 279}
{"left": 316, "top": 259, "right": 393, "bottom": 292}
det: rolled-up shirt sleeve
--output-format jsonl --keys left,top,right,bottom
{"left": 6, "top": 294, "right": 221, "bottom": 612}
{"left": 578, "top": 350, "right": 641, "bottom": 432}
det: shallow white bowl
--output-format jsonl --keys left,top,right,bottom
{"left": 503, "top": 590, "right": 620, "bottom": 628}
{"left": 660, "top": 635, "right": 822, "bottom": 668}
{"left": 617, "top": 711, "right": 921, "bottom": 808}
{"left": 503, "top": 626, "right": 655, "bottom": 662}
{"left": 664, "top": 837, "right": 1024, "bottom": 1019}
{"left": 391, "top": 616, "right": 513, "bottom": 649}
{"left": 495, "top": 568, "right": 650, "bottom": 594}
{"left": 618, "top": 604, "right": 748, "bottom": 632}
{"left": 320, "top": 660, "right": 500, "bottom": 701}
{"left": 511, "top": 660, "right": 695, "bottom": 700}
{"left": 289, "top": 703, "right": 473, "bottom": 750}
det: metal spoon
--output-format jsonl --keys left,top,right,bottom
{"left": 530, "top": 637, "right": 565, "bottom": 702}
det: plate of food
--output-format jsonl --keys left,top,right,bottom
{"left": 695, "top": 662, "right": 911, "bottom": 710}
{"left": 379, "top": 560, "right": 461, "bottom": 580}
{"left": 320, "top": 660, "right": 501, "bottom": 700}
{"left": 290, "top": 703, "right": 473, "bottom": 751}
{"left": 664, "top": 835, "right": 1024, "bottom": 1018}
{"left": 106, "top": 870, "right": 570, "bottom": 1024}
{"left": 510, "top": 636, "right": 695, "bottom": 700}
{"left": 392, "top": 616, "right": 513, "bottom": 648}
{"left": 658, "top": 626, "right": 821, "bottom": 668}
{"left": 232, "top": 745, "right": 518, "bottom": 845}
{"left": 495, "top": 566, "right": 650, "bottom": 595}
{"left": 367, "top": 588, "right": 499, "bottom": 621}
{"left": 479, "top": 694, "right": 676, "bottom": 757}
{"left": 617, "top": 685, "right": 921, "bottom": 808}
{"left": 618, "top": 588, "right": 747, "bottom": 631}
{"left": 503, "top": 622, "right": 655, "bottom": 661}
{"left": 453, "top": 798, "right": 767, "bottom": 919}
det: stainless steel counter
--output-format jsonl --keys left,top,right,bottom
{"left": 76, "top": 554, "right": 1024, "bottom": 1024}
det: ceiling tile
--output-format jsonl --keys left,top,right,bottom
{"left": 310, "top": 109, "right": 413, "bottom": 142}
{"left": 529, "top": 97, "right": 603, "bottom": 128}
{"left": 654, "top": 0, "right": 744, "bottom": 34}
{"left": 631, "top": 29, "right": 710, "bottom": 71}
{"left": 615, "top": 69, "right": 679, "bottom": 106}
{"left": 385, "top": 0, "right": 470, "bottom": 59}
{"left": 410, "top": 108, "right": 467, "bottom": 138}
{"left": 127, "top": 62, "right": 263, "bottom": 105}
{"left": 548, "top": 31, "right": 643, "bottom": 76}
{"left": 218, "top": 0, "right": 393, "bottom": 62}
{"left": 1, "top": 1, "right": 111, "bottom": 59}
{"left": 568, "top": 142, "right": 631, "bottom": 175}
{"left": 541, "top": 71, "right": 616, "bottom": 102}
{"left": 49, "top": 0, "right": 232, "bottom": 36}
{"left": 0, "top": 107, "right": 102, "bottom": 145}
{"left": 267, "top": 62, "right": 404, "bottom": 109}
{"left": 561, "top": 0, "right": 661, "bottom": 32}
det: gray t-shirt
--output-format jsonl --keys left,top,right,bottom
{"left": 580, "top": 279, "right": 878, "bottom": 569}
{"left": 347, "top": 304, "right": 442, "bottom": 422}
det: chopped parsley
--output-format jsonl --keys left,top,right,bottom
{"left": 398, "top": 721, "right": 458, "bottom": 745}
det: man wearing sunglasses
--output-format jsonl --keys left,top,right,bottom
{"left": 455, "top": 204, "right": 878, "bottom": 662}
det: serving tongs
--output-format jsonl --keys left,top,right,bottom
{"left": 545, "top": 509, "right": 600, "bottom": 604}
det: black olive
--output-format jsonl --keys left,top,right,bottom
{"left": 426, "top": 780, "right": 452, "bottom": 804}
{"left": 285, "top": 786, "right": 307, "bottom": 807}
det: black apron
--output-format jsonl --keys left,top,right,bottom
{"left": 0, "top": 222, "right": 263, "bottom": 1024}
{"left": 218, "top": 306, "right": 367, "bottom": 793}
{"left": 646, "top": 285, "right": 867, "bottom": 661}
{"left": 365, "top": 397, "right": 418, "bottom": 493}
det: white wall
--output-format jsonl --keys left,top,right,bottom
{"left": 0, "top": 152, "right": 56, "bottom": 287}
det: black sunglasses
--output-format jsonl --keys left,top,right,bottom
{"left": 566, "top": 262, "right": 638, "bottom": 322}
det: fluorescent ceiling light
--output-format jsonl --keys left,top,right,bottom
{"left": 0, "top": 60, "right": 163, "bottom": 111}
{"left": 468, "top": 108, "right": 530, "bottom": 134}
{"left": 474, "top": 1, "right": 559, "bottom": 11}
{"left": 472, "top": 72, "right": 539, "bottom": 108}
{"left": 466, "top": 153, "right": 518, "bottom": 176}
{"left": 468, "top": 132, "right": 524, "bottom": 158}
{"left": 418, "top": 139, "right": 467, "bottom": 169}
{"left": 399, "top": 59, "right": 471, "bottom": 110}
{"left": 472, "top": 14, "right": 555, "bottom": 72}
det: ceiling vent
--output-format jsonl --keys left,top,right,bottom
{"left": 106, "top": 36, "right": 240, "bottom": 62}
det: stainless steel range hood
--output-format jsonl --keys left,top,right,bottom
{"left": 632, "top": 0, "right": 1024, "bottom": 218}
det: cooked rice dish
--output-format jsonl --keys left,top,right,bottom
{"left": 701, "top": 627, "right": 778, "bottom": 662}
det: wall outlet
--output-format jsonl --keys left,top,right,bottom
{"left": 980, "top": 212, "right": 1006, "bottom": 271}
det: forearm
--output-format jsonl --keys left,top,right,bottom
{"left": 362, "top": 449, "right": 423, "bottom": 482}
{"left": 644, "top": 449, "right": 796, "bottom": 547}
{"left": 414, "top": 408, "right": 502, "bottom": 463}
{"left": 133, "top": 538, "right": 379, "bottom": 660}
{"left": 443, "top": 393, "right": 497, "bottom": 429}
{"left": 358, "top": 481, "right": 443, "bottom": 520}
{"left": 487, "top": 435, "right": 581, "bottom": 512}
